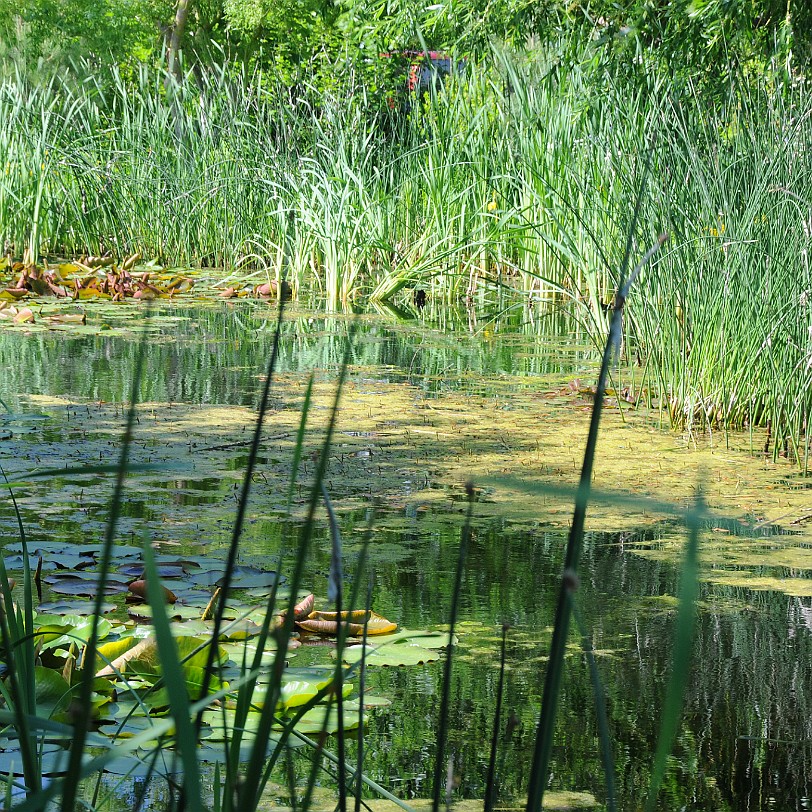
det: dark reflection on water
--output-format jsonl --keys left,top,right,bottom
{"left": 232, "top": 504, "right": 812, "bottom": 811}
{"left": 1, "top": 301, "right": 811, "bottom": 810}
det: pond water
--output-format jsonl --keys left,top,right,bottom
{"left": 1, "top": 298, "right": 811, "bottom": 811}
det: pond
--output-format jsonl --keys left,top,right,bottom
{"left": 1, "top": 297, "right": 811, "bottom": 811}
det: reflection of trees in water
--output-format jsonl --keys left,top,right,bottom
{"left": 317, "top": 518, "right": 812, "bottom": 810}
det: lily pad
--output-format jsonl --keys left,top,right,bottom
{"left": 279, "top": 704, "right": 364, "bottom": 734}
{"left": 337, "top": 642, "right": 440, "bottom": 667}
{"left": 100, "top": 751, "right": 182, "bottom": 777}
{"left": 37, "top": 601, "right": 116, "bottom": 615}
{"left": 34, "top": 667, "right": 73, "bottom": 718}
{"left": 48, "top": 578, "right": 128, "bottom": 596}
{"left": 0, "top": 746, "right": 74, "bottom": 776}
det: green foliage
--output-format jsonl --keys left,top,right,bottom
{"left": 567, "top": 0, "right": 805, "bottom": 84}
{"left": 0, "top": 0, "right": 168, "bottom": 71}
{"left": 223, "top": 0, "right": 339, "bottom": 76}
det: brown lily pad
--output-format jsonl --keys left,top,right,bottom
{"left": 296, "top": 610, "right": 397, "bottom": 637}
{"left": 127, "top": 579, "right": 178, "bottom": 604}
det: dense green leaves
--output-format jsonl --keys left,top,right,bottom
{"left": 0, "top": 0, "right": 808, "bottom": 80}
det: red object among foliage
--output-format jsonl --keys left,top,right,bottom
{"left": 380, "top": 50, "right": 464, "bottom": 105}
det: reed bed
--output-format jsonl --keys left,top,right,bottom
{"left": 1, "top": 50, "right": 811, "bottom": 450}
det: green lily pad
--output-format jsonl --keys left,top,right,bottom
{"left": 48, "top": 578, "right": 128, "bottom": 596}
{"left": 338, "top": 642, "right": 440, "bottom": 667}
{"left": 275, "top": 679, "right": 352, "bottom": 709}
{"left": 34, "top": 667, "right": 73, "bottom": 718}
{"left": 99, "top": 751, "right": 182, "bottom": 777}
{"left": 99, "top": 716, "right": 172, "bottom": 743}
{"left": 37, "top": 600, "right": 116, "bottom": 615}
{"left": 279, "top": 704, "right": 364, "bottom": 734}
{"left": 0, "top": 745, "right": 72, "bottom": 776}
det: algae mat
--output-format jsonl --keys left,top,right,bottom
{"left": 3, "top": 367, "right": 811, "bottom": 598}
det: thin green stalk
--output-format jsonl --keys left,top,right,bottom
{"left": 431, "top": 482, "right": 475, "bottom": 812}
{"left": 644, "top": 497, "right": 703, "bottom": 811}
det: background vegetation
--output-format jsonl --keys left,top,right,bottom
{"left": 0, "top": 0, "right": 810, "bottom": 83}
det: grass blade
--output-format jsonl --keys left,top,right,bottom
{"left": 431, "top": 481, "right": 475, "bottom": 812}
{"left": 644, "top": 497, "right": 703, "bottom": 811}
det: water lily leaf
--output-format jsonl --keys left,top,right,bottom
{"left": 96, "top": 636, "right": 153, "bottom": 677}
{"left": 275, "top": 679, "right": 352, "bottom": 709}
{"left": 37, "top": 600, "right": 116, "bottom": 615}
{"left": 34, "top": 624, "right": 73, "bottom": 648}
{"left": 183, "top": 665, "right": 227, "bottom": 698}
{"left": 219, "top": 640, "right": 280, "bottom": 671}
{"left": 171, "top": 619, "right": 210, "bottom": 637}
{"left": 44, "top": 572, "right": 130, "bottom": 586}
{"left": 219, "top": 619, "right": 262, "bottom": 640}
{"left": 50, "top": 553, "right": 95, "bottom": 570}
{"left": 385, "top": 629, "right": 456, "bottom": 648}
{"left": 344, "top": 695, "right": 392, "bottom": 709}
{"left": 100, "top": 751, "right": 181, "bottom": 776}
{"left": 34, "top": 667, "right": 73, "bottom": 717}
{"left": 100, "top": 716, "right": 171, "bottom": 743}
{"left": 278, "top": 680, "right": 318, "bottom": 708}
{"left": 280, "top": 704, "right": 363, "bottom": 734}
{"left": 0, "top": 746, "right": 73, "bottom": 776}
{"left": 186, "top": 569, "right": 225, "bottom": 587}
{"left": 119, "top": 564, "right": 185, "bottom": 579}
{"left": 223, "top": 566, "right": 281, "bottom": 588}
{"left": 3, "top": 554, "right": 57, "bottom": 571}
{"left": 126, "top": 603, "right": 199, "bottom": 621}
{"left": 296, "top": 610, "right": 396, "bottom": 637}
{"left": 48, "top": 578, "right": 128, "bottom": 596}
{"left": 337, "top": 642, "right": 440, "bottom": 667}
{"left": 37, "top": 617, "right": 113, "bottom": 652}
{"left": 199, "top": 709, "right": 279, "bottom": 745}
